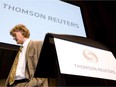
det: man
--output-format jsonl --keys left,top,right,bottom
{"left": 5, "top": 24, "right": 48, "bottom": 87}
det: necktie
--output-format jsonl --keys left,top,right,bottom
{"left": 9, "top": 46, "right": 23, "bottom": 85}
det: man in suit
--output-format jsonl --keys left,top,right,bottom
{"left": 5, "top": 24, "right": 48, "bottom": 87}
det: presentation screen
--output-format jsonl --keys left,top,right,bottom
{"left": 0, "top": 0, "right": 86, "bottom": 45}
{"left": 54, "top": 38, "right": 116, "bottom": 81}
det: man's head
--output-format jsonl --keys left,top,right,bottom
{"left": 10, "top": 24, "right": 30, "bottom": 44}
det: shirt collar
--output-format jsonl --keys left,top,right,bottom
{"left": 22, "top": 39, "right": 30, "bottom": 47}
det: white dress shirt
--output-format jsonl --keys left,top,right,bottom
{"left": 15, "top": 39, "right": 30, "bottom": 80}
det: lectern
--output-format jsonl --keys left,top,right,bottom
{"left": 0, "top": 42, "right": 19, "bottom": 86}
{"left": 34, "top": 33, "right": 116, "bottom": 86}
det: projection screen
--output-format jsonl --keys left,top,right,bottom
{"left": 0, "top": 0, "right": 86, "bottom": 45}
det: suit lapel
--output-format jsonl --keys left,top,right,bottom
{"left": 25, "top": 40, "right": 33, "bottom": 62}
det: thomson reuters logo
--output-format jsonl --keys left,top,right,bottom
{"left": 83, "top": 49, "right": 98, "bottom": 63}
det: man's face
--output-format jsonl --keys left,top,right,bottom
{"left": 12, "top": 31, "right": 24, "bottom": 44}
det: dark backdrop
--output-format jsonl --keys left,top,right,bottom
{"left": 63, "top": 0, "right": 116, "bottom": 57}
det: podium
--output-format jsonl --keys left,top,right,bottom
{"left": 0, "top": 42, "right": 19, "bottom": 86}
{"left": 34, "top": 33, "right": 116, "bottom": 86}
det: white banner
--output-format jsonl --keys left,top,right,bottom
{"left": 54, "top": 38, "right": 116, "bottom": 81}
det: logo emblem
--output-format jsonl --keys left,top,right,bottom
{"left": 83, "top": 49, "right": 98, "bottom": 63}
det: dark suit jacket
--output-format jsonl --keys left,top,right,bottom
{"left": 5, "top": 40, "right": 48, "bottom": 87}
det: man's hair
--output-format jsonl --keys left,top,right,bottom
{"left": 10, "top": 24, "right": 30, "bottom": 38}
